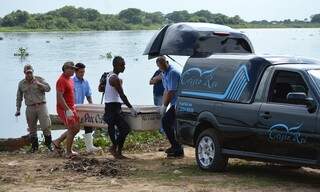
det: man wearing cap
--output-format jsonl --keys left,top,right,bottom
{"left": 15, "top": 64, "right": 52, "bottom": 153}
{"left": 52, "top": 61, "right": 80, "bottom": 158}
{"left": 73, "top": 63, "right": 101, "bottom": 153}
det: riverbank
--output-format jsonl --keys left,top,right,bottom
{"left": 1, "top": 147, "right": 320, "bottom": 192}
{"left": 1, "top": 23, "right": 320, "bottom": 32}
{"left": 0, "top": 24, "right": 163, "bottom": 32}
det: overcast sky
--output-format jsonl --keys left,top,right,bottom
{"left": 1, "top": 0, "right": 320, "bottom": 21}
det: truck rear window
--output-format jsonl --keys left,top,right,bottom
{"left": 193, "top": 37, "right": 252, "bottom": 57}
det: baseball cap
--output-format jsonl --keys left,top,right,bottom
{"left": 62, "top": 61, "right": 76, "bottom": 71}
{"left": 24, "top": 64, "right": 34, "bottom": 73}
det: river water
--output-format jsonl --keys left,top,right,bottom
{"left": 0, "top": 28, "right": 319, "bottom": 138}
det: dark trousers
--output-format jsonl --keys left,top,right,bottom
{"left": 162, "top": 105, "right": 181, "bottom": 149}
{"left": 84, "top": 127, "right": 93, "bottom": 134}
{"left": 104, "top": 102, "right": 131, "bottom": 152}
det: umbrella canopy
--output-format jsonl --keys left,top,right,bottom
{"left": 143, "top": 22, "right": 254, "bottom": 59}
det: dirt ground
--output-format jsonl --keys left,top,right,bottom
{"left": 0, "top": 147, "right": 320, "bottom": 192}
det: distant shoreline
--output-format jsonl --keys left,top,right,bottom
{"left": 1, "top": 23, "right": 320, "bottom": 32}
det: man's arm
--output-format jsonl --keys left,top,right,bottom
{"left": 109, "top": 75, "right": 133, "bottom": 108}
{"left": 57, "top": 91, "right": 70, "bottom": 111}
{"left": 162, "top": 90, "right": 175, "bottom": 107}
{"left": 86, "top": 81, "right": 93, "bottom": 104}
{"left": 86, "top": 96, "right": 93, "bottom": 104}
{"left": 149, "top": 74, "right": 162, "bottom": 85}
{"left": 15, "top": 83, "right": 23, "bottom": 115}
{"left": 34, "top": 77, "right": 51, "bottom": 92}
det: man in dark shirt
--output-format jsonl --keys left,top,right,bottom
{"left": 150, "top": 69, "right": 164, "bottom": 106}
{"left": 150, "top": 69, "right": 165, "bottom": 134}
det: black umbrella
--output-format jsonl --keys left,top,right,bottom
{"left": 143, "top": 22, "right": 254, "bottom": 59}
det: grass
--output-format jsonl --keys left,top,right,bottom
{"left": 72, "top": 130, "right": 166, "bottom": 153}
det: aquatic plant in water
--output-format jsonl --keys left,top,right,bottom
{"left": 14, "top": 47, "right": 29, "bottom": 59}
{"left": 100, "top": 52, "right": 113, "bottom": 60}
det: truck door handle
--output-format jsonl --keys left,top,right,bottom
{"left": 260, "top": 112, "right": 272, "bottom": 119}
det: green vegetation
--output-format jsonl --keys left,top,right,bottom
{"left": 100, "top": 52, "right": 113, "bottom": 60}
{"left": 14, "top": 47, "right": 29, "bottom": 59}
{"left": 73, "top": 130, "right": 166, "bottom": 153}
{"left": 0, "top": 6, "right": 319, "bottom": 32}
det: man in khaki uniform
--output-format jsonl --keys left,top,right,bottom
{"left": 15, "top": 64, "right": 52, "bottom": 153}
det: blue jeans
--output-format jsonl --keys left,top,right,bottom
{"left": 153, "top": 95, "right": 164, "bottom": 134}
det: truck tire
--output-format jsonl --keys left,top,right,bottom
{"left": 195, "top": 129, "right": 228, "bottom": 172}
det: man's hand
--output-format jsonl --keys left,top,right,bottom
{"left": 155, "top": 73, "right": 162, "bottom": 81}
{"left": 159, "top": 105, "right": 167, "bottom": 117}
{"left": 32, "top": 79, "right": 41, "bottom": 86}
{"left": 130, "top": 107, "right": 139, "bottom": 117}
{"left": 65, "top": 109, "right": 74, "bottom": 118}
{"left": 15, "top": 111, "right": 21, "bottom": 117}
{"left": 150, "top": 74, "right": 162, "bottom": 85}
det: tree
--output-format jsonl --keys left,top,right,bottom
{"left": 119, "top": 8, "right": 144, "bottom": 24}
{"left": 166, "top": 10, "right": 190, "bottom": 23}
{"left": 188, "top": 15, "right": 208, "bottom": 23}
{"left": 1, "top": 14, "right": 15, "bottom": 26}
{"left": 53, "top": 6, "right": 79, "bottom": 23}
{"left": 311, "top": 14, "right": 320, "bottom": 23}
{"left": 145, "top": 12, "right": 165, "bottom": 24}
{"left": 194, "top": 10, "right": 212, "bottom": 21}
{"left": 78, "top": 8, "right": 100, "bottom": 21}
{"left": 210, "top": 13, "right": 229, "bottom": 24}
{"left": 55, "top": 17, "right": 71, "bottom": 29}
{"left": 2, "top": 10, "right": 30, "bottom": 26}
{"left": 228, "top": 15, "right": 245, "bottom": 25}
{"left": 26, "top": 18, "right": 39, "bottom": 29}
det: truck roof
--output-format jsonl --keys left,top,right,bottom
{"left": 203, "top": 54, "right": 320, "bottom": 66}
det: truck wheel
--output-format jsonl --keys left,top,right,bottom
{"left": 195, "top": 129, "right": 228, "bottom": 172}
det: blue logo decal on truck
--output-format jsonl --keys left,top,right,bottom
{"left": 181, "top": 65, "right": 250, "bottom": 101}
{"left": 181, "top": 67, "right": 217, "bottom": 88}
{"left": 268, "top": 123, "right": 306, "bottom": 144}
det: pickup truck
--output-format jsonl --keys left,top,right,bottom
{"left": 176, "top": 54, "right": 320, "bottom": 171}
{"left": 144, "top": 22, "right": 320, "bottom": 171}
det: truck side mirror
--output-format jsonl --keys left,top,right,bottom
{"left": 287, "top": 92, "right": 317, "bottom": 113}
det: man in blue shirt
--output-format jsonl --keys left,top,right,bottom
{"left": 73, "top": 63, "right": 101, "bottom": 153}
{"left": 156, "top": 56, "right": 184, "bottom": 158}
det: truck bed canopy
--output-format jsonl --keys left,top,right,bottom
{"left": 179, "top": 54, "right": 320, "bottom": 103}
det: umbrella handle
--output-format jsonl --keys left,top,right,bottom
{"left": 166, "top": 55, "right": 183, "bottom": 67}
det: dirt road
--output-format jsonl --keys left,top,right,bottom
{"left": 1, "top": 148, "right": 320, "bottom": 192}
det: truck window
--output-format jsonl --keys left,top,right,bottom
{"left": 193, "top": 37, "right": 252, "bottom": 57}
{"left": 268, "top": 70, "right": 309, "bottom": 104}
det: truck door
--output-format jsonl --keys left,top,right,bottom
{"left": 257, "top": 69, "right": 318, "bottom": 160}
